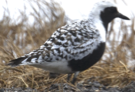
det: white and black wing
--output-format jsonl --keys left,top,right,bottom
{"left": 8, "top": 21, "right": 101, "bottom": 67}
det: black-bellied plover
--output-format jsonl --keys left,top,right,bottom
{"left": 7, "top": 0, "right": 130, "bottom": 84}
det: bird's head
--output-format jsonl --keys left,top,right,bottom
{"left": 89, "top": 0, "right": 130, "bottom": 30}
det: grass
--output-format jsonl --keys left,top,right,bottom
{"left": 0, "top": 0, "right": 135, "bottom": 91}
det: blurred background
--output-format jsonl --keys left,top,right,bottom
{"left": 0, "top": 0, "right": 135, "bottom": 91}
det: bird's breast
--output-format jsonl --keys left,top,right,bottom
{"left": 68, "top": 42, "right": 105, "bottom": 72}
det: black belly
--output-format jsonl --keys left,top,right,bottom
{"left": 68, "top": 42, "right": 105, "bottom": 72}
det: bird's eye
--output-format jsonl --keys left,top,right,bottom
{"left": 106, "top": 7, "right": 117, "bottom": 13}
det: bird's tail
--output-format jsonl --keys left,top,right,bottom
{"left": 7, "top": 57, "right": 27, "bottom": 67}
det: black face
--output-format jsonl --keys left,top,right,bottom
{"left": 100, "top": 7, "right": 130, "bottom": 31}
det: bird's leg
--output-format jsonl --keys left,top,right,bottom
{"left": 71, "top": 71, "right": 80, "bottom": 84}
{"left": 49, "top": 73, "right": 60, "bottom": 78}
{"left": 67, "top": 74, "right": 72, "bottom": 82}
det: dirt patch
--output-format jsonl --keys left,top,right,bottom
{"left": 1, "top": 80, "right": 135, "bottom": 92}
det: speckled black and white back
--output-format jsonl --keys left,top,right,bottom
{"left": 19, "top": 20, "right": 102, "bottom": 73}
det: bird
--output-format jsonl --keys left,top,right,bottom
{"left": 7, "top": 0, "right": 130, "bottom": 84}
